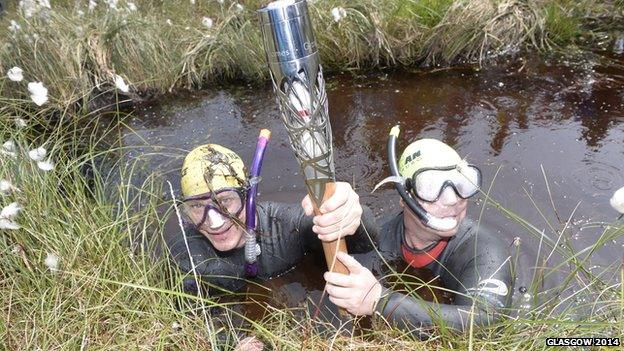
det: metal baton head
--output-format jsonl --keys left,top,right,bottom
{"left": 258, "top": 0, "right": 335, "bottom": 206}
{"left": 258, "top": 0, "right": 318, "bottom": 65}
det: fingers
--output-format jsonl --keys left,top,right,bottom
{"left": 315, "top": 215, "right": 360, "bottom": 241}
{"left": 306, "top": 182, "right": 363, "bottom": 240}
{"left": 325, "top": 284, "right": 352, "bottom": 299}
{"left": 314, "top": 192, "right": 359, "bottom": 227}
{"left": 313, "top": 191, "right": 362, "bottom": 240}
{"left": 301, "top": 194, "right": 314, "bottom": 216}
{"left": 319, "top": 182, "right": 352, "bottom": 213}
{"left": 324, "top": 271, "right": 352, "bottom": 287}
{"left": 336, "top": 251, "right": 362, "bottom": 274}
{"left": 323, "top": 255, "right": 382, "bottom": 316}
{"left": 328, "top": 295, "right": 350, "bottom": 310}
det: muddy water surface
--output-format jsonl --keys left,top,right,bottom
{"left": 111, "top": 51, "right": 624, "bottom": 319}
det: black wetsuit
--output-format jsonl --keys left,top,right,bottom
{"left": 164, "top": 201, "right": 377, "bottom": 293}
{"left": 374, "top": 212, "right": 514, "bottom": 332}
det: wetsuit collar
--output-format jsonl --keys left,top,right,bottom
{"left": 400, "top": 217, "right": 449, "bottom": 268}
{"left": 401, "top": 239, "right": 448, "bottom": 268}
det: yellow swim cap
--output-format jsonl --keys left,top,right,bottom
{"left": 180, "top": 144, "right": 247, "bottom": 198}
{"left": 398, "top": 139, "right": 462, "bottom": 178}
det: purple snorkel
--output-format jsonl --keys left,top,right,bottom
{"left": 244, "top": 129, "right": 271, "bottom": 277}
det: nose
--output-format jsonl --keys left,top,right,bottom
{"left": 439, "top": 186, "right": 459, "bottom": 206}
{"left": 207, "top": 209, "right": 226, "bottom": 229}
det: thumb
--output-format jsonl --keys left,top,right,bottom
{"left": 336, "top": 251, "right": 362, "bottom": 275}
{"left": 301, "top": 195, "right": 314, "bottom": 216}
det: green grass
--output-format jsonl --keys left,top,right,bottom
{"left": 543, "top": 1, "right": 582, "bottom": 46}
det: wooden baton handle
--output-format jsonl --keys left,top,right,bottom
{"left": 310, "top": 182, "right": 350, "bottom": 317}
{"left": 310, "top": 182, "right": 349, "bottom": 275}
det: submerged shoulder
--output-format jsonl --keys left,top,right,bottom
{"left": 375, "top": 211, "right": 405, "bottom": 253}
{"left": 256, "top": 201, "right": 304, "bottom": 226}
{"left": 460, "top": 219, "right": 509, "bottom": 248}
{"left": 255, "top": 201, "right": 309, "bottom": 237}
{"left": 257, "top": 201, "right": 301, "bottom": 216}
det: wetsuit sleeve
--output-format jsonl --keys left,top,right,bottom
{"left": 165, "top": 227, "right": 246, "bottom": 293}
{"left": 375, "top": 231, "right": 513, "bottom": 333}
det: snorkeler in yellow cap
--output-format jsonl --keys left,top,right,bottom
{"left": 323, "top": 126, "right": 513, "bottom": 335}
{"left": 164, "top": 143, "right": 376, "bottom": 295}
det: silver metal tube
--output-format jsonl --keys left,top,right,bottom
{"left": 258, "top": 0, "right": 335, "bottom": 206}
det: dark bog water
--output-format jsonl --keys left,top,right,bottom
{"left": 107, "top": 51, "right": 624, "bottom": 319}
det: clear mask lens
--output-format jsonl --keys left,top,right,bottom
{"left": 413, "top": 165, "right": 481, "bottom": 202}
{"left": 182, "top": 189, "right": 244, "bottom": 229}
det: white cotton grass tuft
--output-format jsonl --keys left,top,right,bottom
{"left": 9, "top": 20, "right": 21, "bottom": 32}
{"left": 7, "top": 67, "right": 24, "bottom": 82}
{"left": 266, "top": 0, "right": 296, "bottom": 9}
{"left": 114, "top": 74, "right": 130, "bottom": 93}
{"left": 3, "top": 140, "right": 16, "bottom": 153}
{"left": 610, "top": 186, "right": 624, "bottom": 214}
{"left": 25, "top": 143, "right": 53, "bottom": 171}
{"left": 28, "top": 81, "right": 49, "bottom": 106}
{"left": 12, "top": 244, "right": 24, "bottom": 254}
{"left": 19, "top": 0, "right": 50, "bottom": 18}
{"left": 166, "top": 19, "right": 173, "bottom": 26}
{"left": 15, "top": 118, "right": 28, "bottom": 128}
{"left": 37, "top": 160, "right": 55, "bottom": 171}
{"left": 0, "top": 218, "right": 20, "bottom": 230}
{"left": 44, "top": 252, "right": 59, "bottom": 272}
{"left": 38, "top": 0, "right": 51, "bottom": 9}
{"left": 19, "top": 0, "right": 36, "bottom": 17}
{"left": 2, "top": 140, "right": 17, "bottom": 158}
{"left": 0, "top": 180, "right": 12, "bottom": 194}
{"left": 28, "top": 147, "right": 47, "bottom": 162}
{"left": 1, "top": 202, "right": 22, "bottom": 219}
{"left": 331, "top": 7, "right": 347, "bottom": 22}
{"left": 235, "top": 3, "right": 244, "bottom": 12}
{"left": 104, "top": 0, "right": 117, "bottom": 10}
{"left": 202, "top": 17, "right": 213, "bottom": 28}
{"left": 88, "top": 0, "right": 97, "bottom": 11}
{"left": 127, "top": 2, "right": 137, "bottom": 11}
{"left": 0, "top": 201, "right": 22, "bottom": 230}
{"left": 0, "top": 180, "right": 19, "bottom": 195}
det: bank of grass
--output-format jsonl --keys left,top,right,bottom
{"left": 0, "top": 0, "right": 623, "bottom": 114}
{"left": 1, "top": 101, "right": 622, "bottom": 349}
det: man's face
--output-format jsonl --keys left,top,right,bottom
{"left": 404, "top": 186, "right": 468, "bottom": 239}
{"left": 184, "top": 189, "right": 248, "bottom": 252}
{"left": 196, "top": 207, "right": 247, "bottom": 251}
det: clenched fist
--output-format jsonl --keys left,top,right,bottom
{"left": 323, "top": 251, "right": 382, "bottom": 315}
{"left": 301, "top": 181, "right": 363, "bottom": 242}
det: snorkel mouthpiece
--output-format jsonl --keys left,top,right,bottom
{"left": 426, "top": 215, "right": 458, "bottom": 231}
{"left": 245, "top": 129, "right": 271, "bottom": 277}
{"left": 387, "top": 125, "right": 457, "bottom": 232}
